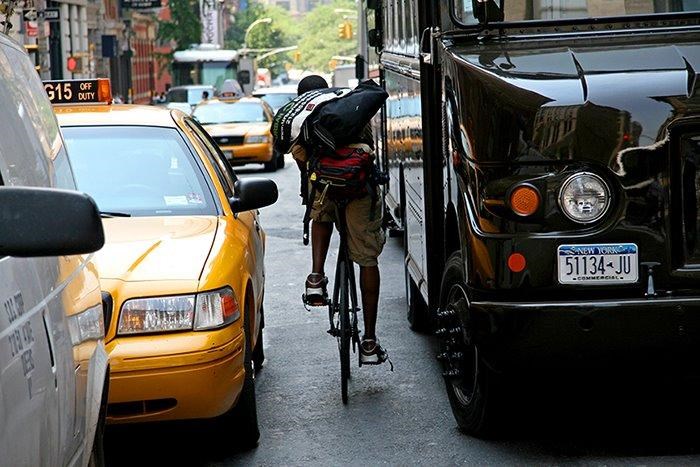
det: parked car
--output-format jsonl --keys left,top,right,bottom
{"left": 252, "top": 84, "right": 297, "bottom": 114}
{"left": 52, "top": 93, "right": 277, "bottom": 449}
{"left": 0, "top": 34, "right": 108, "bottom": 466}
{"left": 165, "top": 84, "right": 217, "bottom": 114}
{"left": 193, "top": 96, "right": 285, "bottom": 171}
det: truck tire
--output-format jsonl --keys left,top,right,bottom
{"left": 439, "top": 252, "right": 504, "bottom": 438}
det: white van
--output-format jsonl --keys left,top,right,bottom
{"left": 0, "top": 34, "right": 109, "bottom": 466}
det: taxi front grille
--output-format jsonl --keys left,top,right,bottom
{"left": 213, "top": 136, "right": 244, "bottom": 146}
{"left": 108, "top": 398, "right": 177, "bottom": 418}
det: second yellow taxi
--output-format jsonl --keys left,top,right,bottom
{"left": 192, "top": 96, "right": 285, "bottom": 172}
{"left": 49, "top": 79, "right": 277, "bottom": 449}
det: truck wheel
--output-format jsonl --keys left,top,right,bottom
{"left": 439, "top": 252, "right": 504, "bottom": 438}
{"left": 217, "top": 305, "right": 260, "bottom": 450}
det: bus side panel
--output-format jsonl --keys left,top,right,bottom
{"left": 385, "top": 68, "right": 428, "bottom": 298}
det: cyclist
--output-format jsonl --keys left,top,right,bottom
{"left": 291, "top": 75, "right": 389, "bottom": 366}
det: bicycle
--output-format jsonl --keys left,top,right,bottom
{"left": 327, "top": 200, "right": 361, "bottom": 404}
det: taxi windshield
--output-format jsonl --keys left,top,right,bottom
{"left": 62, "top": 126, "right": 217, "bottom": 217}
{"left": 193, "top": 102, "right": 267, "bottom": 125}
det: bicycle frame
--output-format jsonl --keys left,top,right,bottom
{"left": 328, "top": 201, "right": 360, "bottom": 350}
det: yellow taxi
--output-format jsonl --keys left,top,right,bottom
{"left": 47, "top": 79, "right": 277, "bottom": 448}
{"left": 192, "top": 96, "right": 285, "bottom": 172}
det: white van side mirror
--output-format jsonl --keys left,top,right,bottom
{"left": 0, "top": 187, "right": 104, "bottom": 257}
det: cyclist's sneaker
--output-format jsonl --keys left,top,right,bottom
{"left": 359, "top": 337, "right": 393, "bottom": 370}
{"left": 302, "top": 273, "right": 328, "bottom": 307}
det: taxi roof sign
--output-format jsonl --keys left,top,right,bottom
{"left": 43, "top": 78, "right": 112, "bottom": 105}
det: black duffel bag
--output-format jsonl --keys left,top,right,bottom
{"left": 303, "top": 79, "right": 388, "bottom": 151}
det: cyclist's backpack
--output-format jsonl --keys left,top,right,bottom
{"left": 308, "top": 144, "right": 374, "bottom": 201}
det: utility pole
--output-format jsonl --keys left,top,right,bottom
{"left": 35, "top": 0, "right": 50, "bottom": 78}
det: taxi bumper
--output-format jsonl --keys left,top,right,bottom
{"left": 219, "top": 143, "right": 273, "bottom": 164}
{"left": 469, "top": 295, "right": 700, "bottom": 374}
{"left": 105, "top": 329, "right": 245, "bottom": 424}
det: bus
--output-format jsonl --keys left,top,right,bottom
{"left": 172, "top": 44, "right": 256, "bottom": 95}
{"left": 365, "top": 0, "right": 700, "bottom": 436}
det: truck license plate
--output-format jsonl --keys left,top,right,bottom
{"left": 557, "top": 243, "right": 638, "bottom": 284}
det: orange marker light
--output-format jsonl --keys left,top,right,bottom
{"left": 97, "top": 78, "right": 112, "bottom": 104}
{"left": 508, "top": 253, "right": 526, "bottom": 273}
{"left": 510, "top": 185, "right": 540, "bottom": 216}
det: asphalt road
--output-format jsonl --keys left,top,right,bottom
{"left": 106, "top": 157, "right": 700, "bottom": 466}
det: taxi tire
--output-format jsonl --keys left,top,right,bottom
{"left": 218, "top": 307, "right": 260, "bottom": 450}
{"left": 252, "top": 324, "right": 264, "bottom": 372}
{"left": 88, "top": 371, "right": 109, "bottom": 467}
{"left": 440, "top": 252, "right": 505, "bottom": 439}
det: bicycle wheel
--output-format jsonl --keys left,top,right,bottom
{"left": 338, "top": 263, "right": 351, "bottom": 405}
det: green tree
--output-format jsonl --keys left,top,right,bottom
{"left": 297, "top": 0, "right": 357, "bottom": 72}
{"left": 225, "top": 3, "right": 299, "bottom": 76}
{"left": 157, "top": 0, "right": 201, "bottom": 51}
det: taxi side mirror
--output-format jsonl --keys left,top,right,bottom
{"left": 229, "top": 178, "right": 278, "bottom": 213}
{"left": 0, "top": 187, "right": 104, "bottom": 257}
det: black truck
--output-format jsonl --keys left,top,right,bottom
{"left": 365, "top": 0, "right": 700, "bottom": 436}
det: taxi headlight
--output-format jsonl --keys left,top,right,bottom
{"left": 117, "top": 288, "right": 240, "bottom": 335}
{"left": 558, "top": 172, "right": 610, "bottom": 223}
{"left": 118, "top": 295, "right": 195, "bottom": 335}
{"left": 245, "top": 135, "right": 269, "bottom": 144}
{"left": 193, "top": 287, "right": 240, "bottom": 330}
{"left": 68, "top": 304, "right": 105, "bottom": 345}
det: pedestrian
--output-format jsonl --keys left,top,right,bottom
{"left": 201, "top": 90, "right": 209, "bottom": 102}
{"left": 290, "top": 75, "right": 390, "bottom": 366}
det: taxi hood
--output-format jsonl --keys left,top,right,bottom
{"left": 202, "top": 122, "right": 270, "bottom": 137}
{"left": 96, "top": 216, "right": 218, "bottom": 281}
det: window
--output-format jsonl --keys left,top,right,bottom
{"left": 62, "top": 126, "right": 216, "bottom": 217}
{"left": 186, "top": 119, "right": 238, "bottom": 199}
{"left": 193, "top": 101, "right": 268, "bottom": 125}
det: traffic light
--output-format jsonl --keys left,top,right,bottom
{"left": 293, "top": 50, "right": 301, "bottom": 63}
{"left": 66, "top": 55, "right": 81, "bottom": 73}
{"left": 328, "top": 59, "right": 337, "bottom": 70}
{"left": 337, "top": 21, "right": 352, "bottom": 40}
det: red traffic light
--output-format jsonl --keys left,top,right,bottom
{"left": 66, "top": 56, "right": 78, "bottom": 72}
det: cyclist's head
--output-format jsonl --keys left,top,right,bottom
{"left": 297, "top": 75, "right": 328, "bottom": 96}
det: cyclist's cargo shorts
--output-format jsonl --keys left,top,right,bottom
{"left": 310, "top": 189, "right": 385, "bottom": 267}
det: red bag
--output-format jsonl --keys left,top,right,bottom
{"left": 309, "top": 144, "right": 374, "bottom": 200}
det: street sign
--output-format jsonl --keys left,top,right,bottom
{"left": 25, "top": 21, "right": 37, "bottom": 37}
{"left": 23, "top": 9, "right": 37, "bottom": 21}
{"left": 37, "top": 8, "right": 60, "bottom": 21}
{"left": 120, "top": 0, "right": 161, "bottom": 9}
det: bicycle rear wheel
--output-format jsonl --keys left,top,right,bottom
{"left": 338, "top": 264, "right": 351, "bottom": 404}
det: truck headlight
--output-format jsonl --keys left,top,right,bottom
{"left": 68, "top": 304, "right": 105, "bottom": 345}
{"left": 245, "top": 135, "right": 269, "bottom": 144}
{"left": 117, "top": 288, "right": 241, "bottom": 335}
{"left": 558, "top": 172, "right": 610, "bottom": 223}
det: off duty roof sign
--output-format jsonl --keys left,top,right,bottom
{"left": 43, "top": 79, "right": 112, "bottom": 105}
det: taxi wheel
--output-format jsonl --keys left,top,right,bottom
{"left": 252, "top": 323, "right": 265, "bottom": 372}
{"left": 439, "top": 252, "right": 505, "bottom": 438}
{"left": 218, "top": 307, "right": 260, "bottom": 450}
